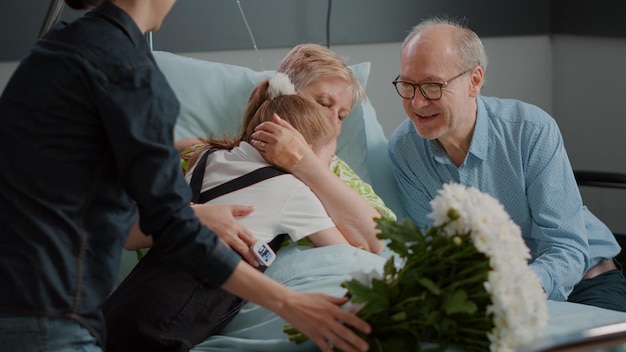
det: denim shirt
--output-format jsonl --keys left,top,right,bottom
{"left": 0, "top": 3, "right": 240, "bottom": 344}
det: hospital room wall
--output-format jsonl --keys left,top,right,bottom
{"left": 1, "top": 35, "right": 625, "bottom": 234}
{"left": 180, "top": 35, "right": 626, "bottom": 238}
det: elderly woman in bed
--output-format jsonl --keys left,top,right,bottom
{"left": 177, "top": 44, "right": 396, "bottom": 255}
{"left": 256, "top": 44, "right": 397, "bottom": 233}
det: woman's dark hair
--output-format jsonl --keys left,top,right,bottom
{"left": 64, "top": 0, "right": 105, "bottom": 10}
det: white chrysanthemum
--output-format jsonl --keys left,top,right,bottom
{"left": 430, "top": 182, "right": 547, "bottom": 352}
{"left": 429, "top": 183, "right": 469, "bottom": 221}
{"left": 267, "top": 72, "right": 296, "bottom": 100}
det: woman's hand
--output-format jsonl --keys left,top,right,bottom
{"left": 125, "top": 204, "right": 258, "bottom": 265}
{"left": 279, "top": 292, "right": 370, "bottom": 352}
{"left": 191, "top": 203, "right": 258, "bottom": 266}
{"left": 222, "top": 262, "right": 371, "bottom": 352}
{"left": 251, "top": 113, "right": 314, "bottom": 172}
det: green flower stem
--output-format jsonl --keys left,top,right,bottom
{"left": 447, "top": 274, "right": 488, "bottom": 291}
{"left": 453, "top": 261, "right": 489, "bottom": 277}
{"left": 457, "top": 326, "right": 491, "bottom": 336}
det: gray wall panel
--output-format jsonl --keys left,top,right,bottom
{"left": 1, "top": 0, "right": 551, "bottom": 62}
{"left": 551, "top": 0, "right": 626, "bottom": 38}
{"left": 5, "top": 0, "right": 626, "bottom": 62}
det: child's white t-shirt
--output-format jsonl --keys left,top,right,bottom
{"left": 184, "top": 142, "right": 335, "bottom": 243}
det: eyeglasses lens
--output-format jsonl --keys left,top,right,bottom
{"left": 420, "top": 84, "right": 441, "bottom": 100}
{"left": 396, "top": 82, "right": 415, "bottom": 99}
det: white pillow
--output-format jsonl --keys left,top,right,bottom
{"left": 153, "top": 50, "right": 371, "bottom": 183}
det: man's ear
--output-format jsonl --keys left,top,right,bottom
{"left": 469, "top": 66, "right": 484, "bottom": 97}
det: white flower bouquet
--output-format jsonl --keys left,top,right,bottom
{"left": 285, "top": 183, "right": 547, "bottom": 352}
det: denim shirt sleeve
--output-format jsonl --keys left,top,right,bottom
{"left": 97, "top": 58, "right": 240, "bottom": 287}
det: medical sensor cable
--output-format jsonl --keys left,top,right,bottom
{"left": 235, "top": 0, "right": 264, "bottom": 71}
{"left": 326, "top": 0, "right": 332, "bottom": 48}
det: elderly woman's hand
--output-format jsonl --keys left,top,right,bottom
{"left": 251, "top": 113, "right": 315, "bottom": 172}
{"left": 191, "top": 203, "right": 258, "bottom": 266}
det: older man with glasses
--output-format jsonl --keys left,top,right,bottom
{"left": 388, "top": 17, "right": 626, "bottom": 312}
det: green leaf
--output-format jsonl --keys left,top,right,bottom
{"left": 135, "top": 249, "right": 144, "bottom": 261}
{"left": 368, "top": 332, "right": 419, "bottom": 352}
{"left": 417, "top": 276, "right": 441, "bottom": 295}
{"left": 342, "top": 279, "right": 389, "bottom": 318}
{"left": 376, "top": 218, "right": 424, "bottom": 257}
{"left": 341, "top": 280, "right": 373, "bottom": 303}
{"left": 383, "top": 256, "right": 397, "bottom": 278}
{"left": 425, "top": 310, "right": 442, "bottom": 325}
{"left": 442, "top": 290, "right": 478, "bottom": 315}
{"left": 390, "top": 310, "right": 407, "bottom": 322}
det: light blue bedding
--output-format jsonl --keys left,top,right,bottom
{"left": 191, "top": 244, "right": 626, "bottom": 352}
{"left": 192, "top": 244, "right": 388, "bottom": 352}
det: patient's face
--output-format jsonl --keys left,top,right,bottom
{"left": 298, "top": 77, "right": 353, "bottom": 138}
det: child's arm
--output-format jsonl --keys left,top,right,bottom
{"left": 306, "top": 227, "right": 351, "bottom": 248}
{"left": 175, "top": 137, "right": 202, "bottom": 152}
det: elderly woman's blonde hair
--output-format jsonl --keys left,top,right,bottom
{"left": 277, "top": 44, "right": 366, "bottom": 110}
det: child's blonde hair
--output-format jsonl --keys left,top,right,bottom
{"left": 188, "top": 77, "right": 334, "bottom": 168}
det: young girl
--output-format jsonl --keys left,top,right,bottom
{"left": 185, "top": 73, "right": 349, "bottom": 249}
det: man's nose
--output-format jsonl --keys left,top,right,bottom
{"left": 410, "top": 91, "right": 430, "bottom": 108}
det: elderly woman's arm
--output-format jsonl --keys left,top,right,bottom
{"left": 252, "top": 114, "right": 383, "bottom": 254}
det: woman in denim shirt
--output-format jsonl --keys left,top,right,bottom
{"left": 0, "top": 1, "right": 370, "bottom": 351}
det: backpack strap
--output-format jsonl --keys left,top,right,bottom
{"left": 198, "top": 166, "right": 285, "bottom": 204}
{"left": 188, "top": 147, "right": 285, "bottom": 204}
{"left": 189, "top": 147, "right": 218, "bottom": 204}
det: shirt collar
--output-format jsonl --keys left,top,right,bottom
{"left": 238, "top": 142, "right": 267, "bottom": 163}
{"left": 91, "top": 2, "right": 146, "bottom": 49}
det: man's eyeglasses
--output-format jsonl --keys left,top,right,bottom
{"left": 392, "top": 68, "right": 473, "bottom": 100}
